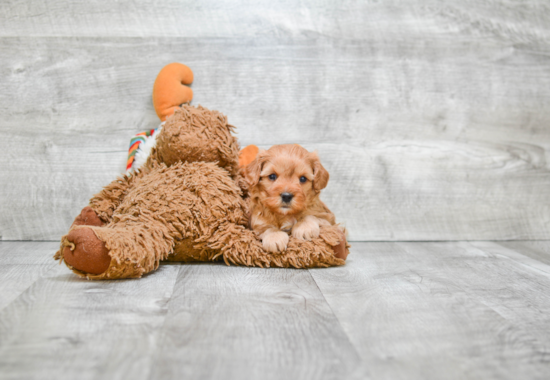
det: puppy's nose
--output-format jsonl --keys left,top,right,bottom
{"left": 281, "top": 192, "right": 294, "bottom": 203}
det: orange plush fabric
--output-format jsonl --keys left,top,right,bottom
{"left": 239, "top": 145, "right": 259, "bottom": 169}
{"left": 152, "top": 63, "right": 194, "bottom": 121}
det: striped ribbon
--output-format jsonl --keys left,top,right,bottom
{"left": 126, "top": 129, "right": 158, "bottom": 171}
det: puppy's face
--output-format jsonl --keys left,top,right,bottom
{"left": 245, "top": 144, "right": 329, "bottom": 216}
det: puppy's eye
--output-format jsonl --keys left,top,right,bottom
{"left": 300, "top": 176, "right": 307, "bottom": 183}
{"left": 268, "top": 174, "right": 277, "bottom": 181}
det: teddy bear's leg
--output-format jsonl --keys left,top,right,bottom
{"left": 71, "top": 206, "right": 105, "bottom": 227}
{"left": 57, "top": 219, "right": 175, "bottom": 279}
{"left": 332, "top": 230, "right": 349, "bottom": 260}
{"left": 204, "top": 222, "right": 347, "bottom": 268}
{"left": 61, "top": 227, "right": 111, "bottom": 274}
{"left": 87, "top": 170, "right": 148, "bottom": 223}
{"left": 320, "top": 226, "right": 350, "bottom": 261}
{"left": 64, "top": 170, "right": 148, "bottom": 236}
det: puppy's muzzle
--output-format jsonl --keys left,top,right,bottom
{"left": 281, "top": 192, "right": 294, "bottom": 204}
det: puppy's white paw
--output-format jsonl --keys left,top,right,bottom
{"left": 262, "top": 231, "right": 289, "bottom": 253}
{"left": 292, "top": 216, "right": 320, "bottom": 241}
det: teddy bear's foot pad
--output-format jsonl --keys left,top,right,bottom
{"left": 63, "top": 228, "right": 111, "bottom": 275}
{"left": 72, "top": 206, "right": 104, "bottom": 227}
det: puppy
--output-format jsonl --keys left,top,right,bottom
{"left": 244, "top": 144, "right": 336, "bottom": 253}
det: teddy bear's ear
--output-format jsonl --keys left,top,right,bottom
{"left": 245, "top": 149, "right": 269, "bottom": 187}
{"left": 309, "top": 151, "right": 329, "bottom": 191}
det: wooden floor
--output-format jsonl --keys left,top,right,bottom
{"left": 1, "top": 241, "right": 549, "bottom": 380}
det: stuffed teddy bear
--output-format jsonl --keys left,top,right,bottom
{"left": 54, "top": 63, "right": 349, "bottom": 280}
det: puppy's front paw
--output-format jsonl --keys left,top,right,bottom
{"left": 262, "top": 231, "right": 289, "bottom": 253}
{"left": 292, "top": 216, "right": 320, "bottom": 240}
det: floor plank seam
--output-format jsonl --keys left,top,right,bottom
{"left": 142, "top": 265, "right": 182, "bottom": 380}
{"left": 306, "top": 269, "right": 362, "bottom": 360}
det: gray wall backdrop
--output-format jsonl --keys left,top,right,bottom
{"left": 1, "top": 0, "right": 549, "bottom": 241}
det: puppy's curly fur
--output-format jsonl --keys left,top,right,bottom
{"left": 245, "top": 144, "right": 336, "bottom": 253}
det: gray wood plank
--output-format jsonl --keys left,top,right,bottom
{"left": 0, "top": 241, "right": 63, "bottom": 311}
{"left": 0, "top": 262, "right": 180, "bottom": 380}
{"left": 148, "top": 264, "right": 361, "bottom": 380}
{"left": 2, "top": 1, "right": 550, "bottom": 241}
{"left": 497, "top": 241, "right": 550, "bottom": 267}
{"left": 309, "top": 242, "right": 550, "bottom": 380}
{"left": 1, "top": 36, "right": 550, "bottom": 241}
{"left": 0, "top": 244, "right": 361, "bottom": 380}
{"left": 2, "top": 241, "right": 550, "bottom": 379}
{"left": 2, "top": 0, "right": 550, "bottom": 41}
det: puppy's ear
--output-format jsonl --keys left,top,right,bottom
{"left": 310, "top": 152, "right": 329, "bottom": 191}
{"left": 245, "top": 149, "right": 269, "bottom": 187}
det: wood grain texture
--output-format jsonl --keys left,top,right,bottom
{"left": 2, "top": 241, "right": 550, "bottom": 379}
{"left": 2, "top": 0, "right": 550, "bottom": 41}
{"left": 497, "top": 240, "right": 550, "bottom": 266}
{"left": 0, "top": 241, "right": 63, "bottom": 311}
{"left": 310, "top": 241, "right": 550, "bottom": 380}
{"left": 149, "top": 264, "right": 361, "bottom": 380}
{"left": 1, "top": 1, "right": 550, "bottom": 240}
{"left": 0, "top": 248, "right": 181, "bottom": 380}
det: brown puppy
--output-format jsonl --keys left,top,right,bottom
{"left": 245, "top": 144, "right": 336, "bottom": 253}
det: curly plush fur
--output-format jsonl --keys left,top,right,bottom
{"left": 55, "top": 105, "right": 349, "bottom": 279}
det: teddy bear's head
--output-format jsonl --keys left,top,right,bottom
{"left": 148, "top": 105, "right": 241, "bottom": 177}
